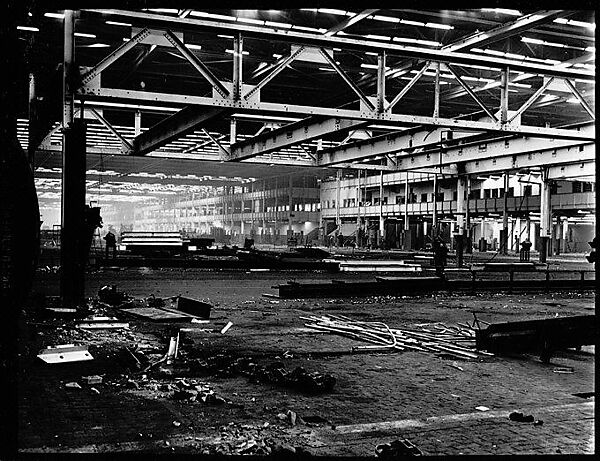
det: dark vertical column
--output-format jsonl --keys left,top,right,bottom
{"left": 60, "top": 119, "right": 86, "bottom": 307}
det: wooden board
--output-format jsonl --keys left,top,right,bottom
{"left": 120, "top": 307, "right": 194, "bottom": 322}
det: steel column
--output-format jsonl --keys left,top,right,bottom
{"left": 379, "top": 171, "right": 384, "bottom": 245}
{"left": 456, "top": 175, "right": 467, "bottom": 267}
{"left": 377, "top": 52, "right": 386, "bottom": 113}
{"left": 404, "top": 171, "right": 410, "bottom": 249}
{"left": 27, "top": 73, "right": 36, "bottom": 168}
{"left": 500, "top": 67, "right": 509, "bottom": 124}
{"left": 336, "top": 170, "right": 341, "bottom": 227}
{"left": 502, "top": 172, "right": 509, "bottom": 254}
{"left": 433, "top": 62, "right": 440, "bottom": 118}
{"left": 134, "top": 110, "right": 142, "bottom": 136}
{"left": 432, "top": 173, "right": 438, "bottom": 236}
{"left": 288, "top": 175, "right": 293, "bottom": 236}
{"left": 539, "top": 169, "right": 551, "bottom": 263}
{"left": 233, "top": 33, "right": 243, "bottom": 101}
{"left": 465, "top": 175, "right": 472, "bottom": 254}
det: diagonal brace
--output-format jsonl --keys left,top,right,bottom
{"left": 387, "top": 62, "right": 430, "bottom": 111}
{"left": 80, "top": 28, "right": 151, "bottom": 87}
{"left": 201, "top": 128, "right": 231, "bottom": 160}
{"left": 563, "top": 79, "right": 595, "bottom": 120}
{"left": 443, "top": 63, "right": 498, "bottom": 122}
{"left": 244, "top": 46, "right": 306, "bottom": 100}
{"left": 508, "top": 77, "right": 554, "bottom": 123}
{"left": 318, "top": 48, "right": 376, "bottom": 111}
{"left": 89, "top": 108, "right": 133, "bottom": 151}
{"left": 163, "top": 30, "right": 230, "bottom": 99}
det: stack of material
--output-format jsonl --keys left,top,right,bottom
{"left": 302, "top": 314, "right": 492, "bottom": 360}
{"left": 326, "top": 260, "right": 422, "bottom": 273}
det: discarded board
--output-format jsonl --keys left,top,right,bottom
{"left": 475, "top": 314, "right": 596, "bottom": 362}
{"left": 77, "top": 316, "right": 129, "bottom": 329}
{"left": 175, "top": 297, "right": 212, "bottom": 319}
{"left": 120, "top": 307, "right": 193, "bottom": 322}
{"left": 38, "top": 344, "right": 94, "bottom": 364}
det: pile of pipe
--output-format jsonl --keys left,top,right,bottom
{"left": 302, "top": 314, "right": 492, "bottom": 360}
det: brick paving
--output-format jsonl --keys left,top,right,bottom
{"left": 17, "top": 269, "right": 595, "bottom": 455}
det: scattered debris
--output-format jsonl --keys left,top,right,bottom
{"left": 191, "top": 318, "right": 210, "bottom": 324}
{"left": 172, "top": 421, "right": 181, "bottom": 427}
{"left": 90, "top": 387, "right": 100, "bottom": 394}
{"left": 509, "top": 411, "right": 534, "bottom": 423}
{"left": 65, "top": 382, "right": 81, "bottom": 389}
{"left": 120, "top": 306, "right": 193, "bottom": 322}
{"left": 376, "top": 439, "right": 423, "bottom": 457}
{"left": 77, "top": 316, "right": 129, "bottom": 330}
{"left": 98, "top": 285, "right": 129, "bottom": 306}
{"left": 83, "top": 375, "right": 103, "bottom": 385}
{"left": 38, "top": 344, "right": 94, "bottom": 364}
{"left": 303, "top": 314, "right": 488, "bottom": 360}
{"left": 221, "top": 321, "right": 234, "bottom": 334}
{"left": 553, "top": 367, "right": 574, "bottom": 374}
{"left": 175, "top": 296, "right": 212, "bottom": 319}
{"left": 449, "top": 361, "right": 464, "bottom": 371}
{"left": 166, "top": 333, "right": 180, "bottom": 365}
{"left": 475, "top": 406, "right": 490, "bottom": 412}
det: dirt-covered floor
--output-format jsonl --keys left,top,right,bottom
{"left": 17, "top": 264, "right": 595, "bottom": 455}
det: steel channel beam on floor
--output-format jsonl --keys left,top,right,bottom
{"left": 76, "top": 87, "right": 595, "bottom": 144}
{"left": 82, "top": 9, "right": 594, "bottom": 80}
{"left": 229, "top": 117, "right": 369, "bottom": 161}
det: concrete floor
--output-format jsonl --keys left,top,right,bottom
{"left": 18, "top": 264, "right": 595, "bottom": 455}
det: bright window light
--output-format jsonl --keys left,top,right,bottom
{"left": 225, "top": 49, "right": 250, "bottom": 55}
{"left": 106, "top": 20, "right": 132, "bottom": 27}
{"left": 318, "top": 9, "right": 351, "bottom": 16}
{"left": 44, "top": 12, "right": 64, "bottom": 19}
{"left": 265, "top": 21, "right": 293, "bottom": 29}
{"left": 217, "top": 34, "right": 234, "bottom": 39}
{"left": 366, "top": 34, "right": 391, "bottom": 41}
{"left": 392, "top": 37, "right": 441, "bottom": 47}
{"left": 272, "top": 53, "right": 283, "bottom": 58}
{"left": 237, "top": 17, "right": 264, "bottom": 25}
{"left": 566, "top": 97, "right": 580, "bottom": 103}
{"left": 554, "top": 18, "right": 595, "bottom": 30}
{"left": 371, "top": 15, "right": 400, "bottom": 23}
{"left": 186, "top": 44, "right": 202, "bottom": 50}
{"left": 292, "top": 25, "right": 322, "bottom": 33}
{"left": 75, "top": 32, "right": 96, "bottom": 38}
{"left": 400, "top": 19, "right": 425, "bottom": 27}
{"left": 17, "top": 26, "right": 39, "bottom": 32}
{"left": 85, "top": 43, "right": 111, "bottom": 48}
{"left": 190, "top": 11, "right": 237, "bottom": 21}
{"left": 482, "top": 8, "right": 522, "bottom": 16}
{"left": 585, "top": 46, "right": 595, "bottom": 52}
{"left": 318, "top": 67, "right": 336, "bottom": 72}
{"left": 426, "top": 22, "right": 453, "bottom": 30}
{"left": 361, "top": 63, "right": 390, "bottom": 69}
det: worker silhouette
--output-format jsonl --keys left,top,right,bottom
{"left": 520, "top": 239, "right": 532, "bottom": 262}
{"left": 433, "top": 236, "right": 448, "bottom": 278}
{"left": 103, "top": 231, "right": 117, "bottom": 259}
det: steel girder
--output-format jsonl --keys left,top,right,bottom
{"left": 76, "top": 87, "right": 595, "bottom": 143}
{"left": 546, "top": 161, "right": 595, "bottom": 180}
{"left": 83, "top": 9, "right": 594, "bottom": 80}
{"left": 132, "top": 107, "right": 229, "bottom": 155}
{"left": 229, "top": 117, "right": 369, "bottom": 161}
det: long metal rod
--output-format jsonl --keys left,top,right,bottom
{"left": 563, "top": 79, "right": 595, "bottom": 120}
{"left": 376, "top": 52, "right": 386, "bottom": 113}
{"left": 84, "top": 10, "right": 594, "bottom": 80}
{"left": 244, "top": 46, "right": 305, "bottom": 100}
{"left": 232, "top": 33, "right": 243, "bottom": 101}
{"left": 201, "top": 128, "right": 231, "bottom": 159}
{"left": 443, "top": 64, "right": 498, "bottom": 121}
{"left": 89, "top": 108, "right": 133, "bottom": 150}
{"left": 163, "top": 30, "right": 230, "bottom": 99}
{"left": 508, "top": 77, "right": 555, "bottom": 123}
{"left": 500, "top": 67, "right": 509, "bottom": 124}
{"left": 387, "top": 62, "right": 430, "bottom": 111}
{"left": 80, "top": 27, "right": 151, "bottom": 86}
{"left": 318, "top": 48, "right": 375, "bottom": 111}
{"left": 433, "top": 62, "right": 440, "bottom": 118}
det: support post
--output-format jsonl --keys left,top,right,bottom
{"left": 432, "top": 173, "right": 438, "bottom": 237}
{"left": 433, "top": 62, "right": 440, "bottom": 118}
{"left": 456, "top": 175, "right": 467, "bottom": 267}
{"left": 27, "top": 73, "right": 36, "bottom": 168}
{"left": 357, "top": 170, "right": 362, "bottom": 247}
{"left": 539, "top": 169, "right": 551, "bottom": 263}
{"left": 134, "top": 110, "right": 142, "bottom": 136}
{"left": 336, "top": 170, "right": 341, "bottom": 227}
{"left": 562, "top": 217, "right": 568, "bottom": 253}
{"left": 377, "top": 52, "right": 386, "bottom": 113}
{"left": 500, "top": 67, "right": 509, "bottom": 124}
{"left": 60, "top": 10, "right": 87, "bottom": 308}
{"left": 288, "top": 175, "right": 293, "bottom": 236}
{"left": 379, "top": 171, "right": 384, "bottom": 247}
{"left": 232, "top": 33, "right": 243, "bottom": 101}
{"left": 502, "top": 172, "right": 509, "bottom": 254}
{"left": 230, "top": 117, "right": 237, "bottom": 144}
{"left": 465, "top": 175, "right": 472, "bottom": 253}
{"left": 404, "top": 171, "right": 410, "bottom": 249}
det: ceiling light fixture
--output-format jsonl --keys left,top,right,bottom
{"left": 75, "top": 32, "right": 97, "bottom": 38}
{"left": 17, "top": 25, "right": 39, "bottom": 32}
{"left": 106, "top": 20, "right": 132, "bottom": 27}
{"left": 482, "top": 8, "right": 522, "bottom": 16}
{"left": 44, "top": 12, "right": 64, "bottom": 19}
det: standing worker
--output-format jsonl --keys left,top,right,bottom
{"left": 520, "top": 239, "right": 532, "bottom": 262}
{"left": 103, "top": 230, "right": 117, "bottom": 260}
{"left": 433, "top": 236, "right": 448, "bottom": 278}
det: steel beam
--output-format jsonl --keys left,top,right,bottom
{"left": 443, "top": 64, "right": 498, "bottom": 121}
{"left": 201, "top": 128, "right": 231, "bottom": 160}
{"left": 564, "top": 79, "right": 595, "bottom": 120}
{"left": 318, "top": 48, "right": 375, "bottom": 111}
{"left": 89, "top": 108, "right": 133, "bottom": 151}
{"left": 163, "top": 30, "right": 230, "bottom": 99}
{"left": 500, "top": 67, "right": 509, "bottom": 124}
{"left": 84, "top": 10, "right": 594, "bottom": 80}
{"left": 233, "top": 33, "right": 243, "bottom": 101}
{"left": 546, "top": 161, "right": 595, "bottom": 180}
{"left": 229, "top": 117, "right": 369, "bottom": 161}
{"left": 376, "top": 52, "right": 386, "bottom": 113}
{"left": 387, "top": 62, "right": 430, "bottom": 111}
{"left": 80, "top": 27, "right": 151, "bottom": 87}
{"left": 78, "top": 87, "right": 595, "bottom": 142}
{"left": 508, "top": 77, "right": 555, "bottom": 123}
{"left": 244, "top": 46, "right": 305, "bottom": 101}
{"left": 132, "top": 107, "right": 228, "bottom": 155}
{"left": 325, "top": 9, "right": 378, "bottom": 36}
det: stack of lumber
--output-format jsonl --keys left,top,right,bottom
{"left": 302, "top": 314, "right": 492, "bottom": 360}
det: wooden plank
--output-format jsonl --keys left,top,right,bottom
{"left": 120, "top": 307, "right": 192, "bottom": 322}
